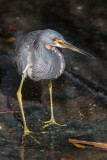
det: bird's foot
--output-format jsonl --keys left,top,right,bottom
{"left": 22, "top": 127, "right": 45, "bottom": 144}
{"left": 22, "top": 127, "right": 39, "bottom": 144}
{"left": 23, "top": 126, "right": 45, "bottom": 135}
{"left": 43, "top": 118, "right": 66, "bottom": 128}
{"left": 23, "top": 126, "right": 40, "bottom": 136}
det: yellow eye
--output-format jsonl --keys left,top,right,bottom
{"left": 53, "top": 39, "right": 62, "bottom": 44}
{"left": 52, "top": 38, "right": 56, "bottom": 41}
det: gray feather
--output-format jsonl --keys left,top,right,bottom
{"left": 15, "top": 29, "right": 65, "bottom": 81}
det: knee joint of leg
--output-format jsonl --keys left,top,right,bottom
{"left": 48, "top": 81, "right": 52, "bottom": 89}
{"left": 17, "top": 89, "right": 22, "bottom": 98}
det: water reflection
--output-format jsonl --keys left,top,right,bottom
{"left": 19, "top": 132, "right": 58, "bottom": 160}
{"left": 20, "top": 145, "right": 24, "bottom": 160}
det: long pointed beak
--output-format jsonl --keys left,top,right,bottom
{"left": 54, "top": 39, "right": 96, "bottom": 59}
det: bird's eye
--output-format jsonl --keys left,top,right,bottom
{"left": 52, "top": 38, "right": 56, "bottom": 42}
{"left": 53, "top": 38, "right": 62, "bottom": 44}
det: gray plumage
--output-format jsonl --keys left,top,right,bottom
{"left": 15, "top": 29, "right": 65, "bottom": 81}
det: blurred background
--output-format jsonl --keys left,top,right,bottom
{"left": 0, "top": 0, "right": 107, "bottom": 160}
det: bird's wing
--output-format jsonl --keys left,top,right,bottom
{"left": 15, "top": 30, "right": 41, "bottom": 75}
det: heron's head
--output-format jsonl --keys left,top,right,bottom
{"left": 40, "top": 29, "right": 95, "bottom": 59}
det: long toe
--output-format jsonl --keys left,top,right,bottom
{"left": 43, "top": 119, "right": 66, "bottom": 128}
{"left": 44, "top": 119, "right": 53, "bottom": 124}
{"left": 24, "top": 130, "right": 46, "bottom": 136}
{"left": 22, "top": 133, "right": 40, "bottom": 144}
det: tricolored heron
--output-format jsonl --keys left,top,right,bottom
{"left": 15, "top": 29, "right": 94, "bottom": 135}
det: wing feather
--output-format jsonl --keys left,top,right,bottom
{"left": 15, "top": 31, "right": 41, "bottom": 75}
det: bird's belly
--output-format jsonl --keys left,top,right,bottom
{"left": 30, "top": 58, "right": 65, "bottom": 81}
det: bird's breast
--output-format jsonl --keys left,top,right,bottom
{"left": 45, "top": 45, "right": 65, "bottom": 79}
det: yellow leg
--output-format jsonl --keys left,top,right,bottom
{"left": 17, "top": 75, "right": 45, "bottom": 144}
{"left": 43, "top": 80, "right": 66, "bottom": 128}
{"left": 17, "top": 75, "right": 35, "bottom": 136}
